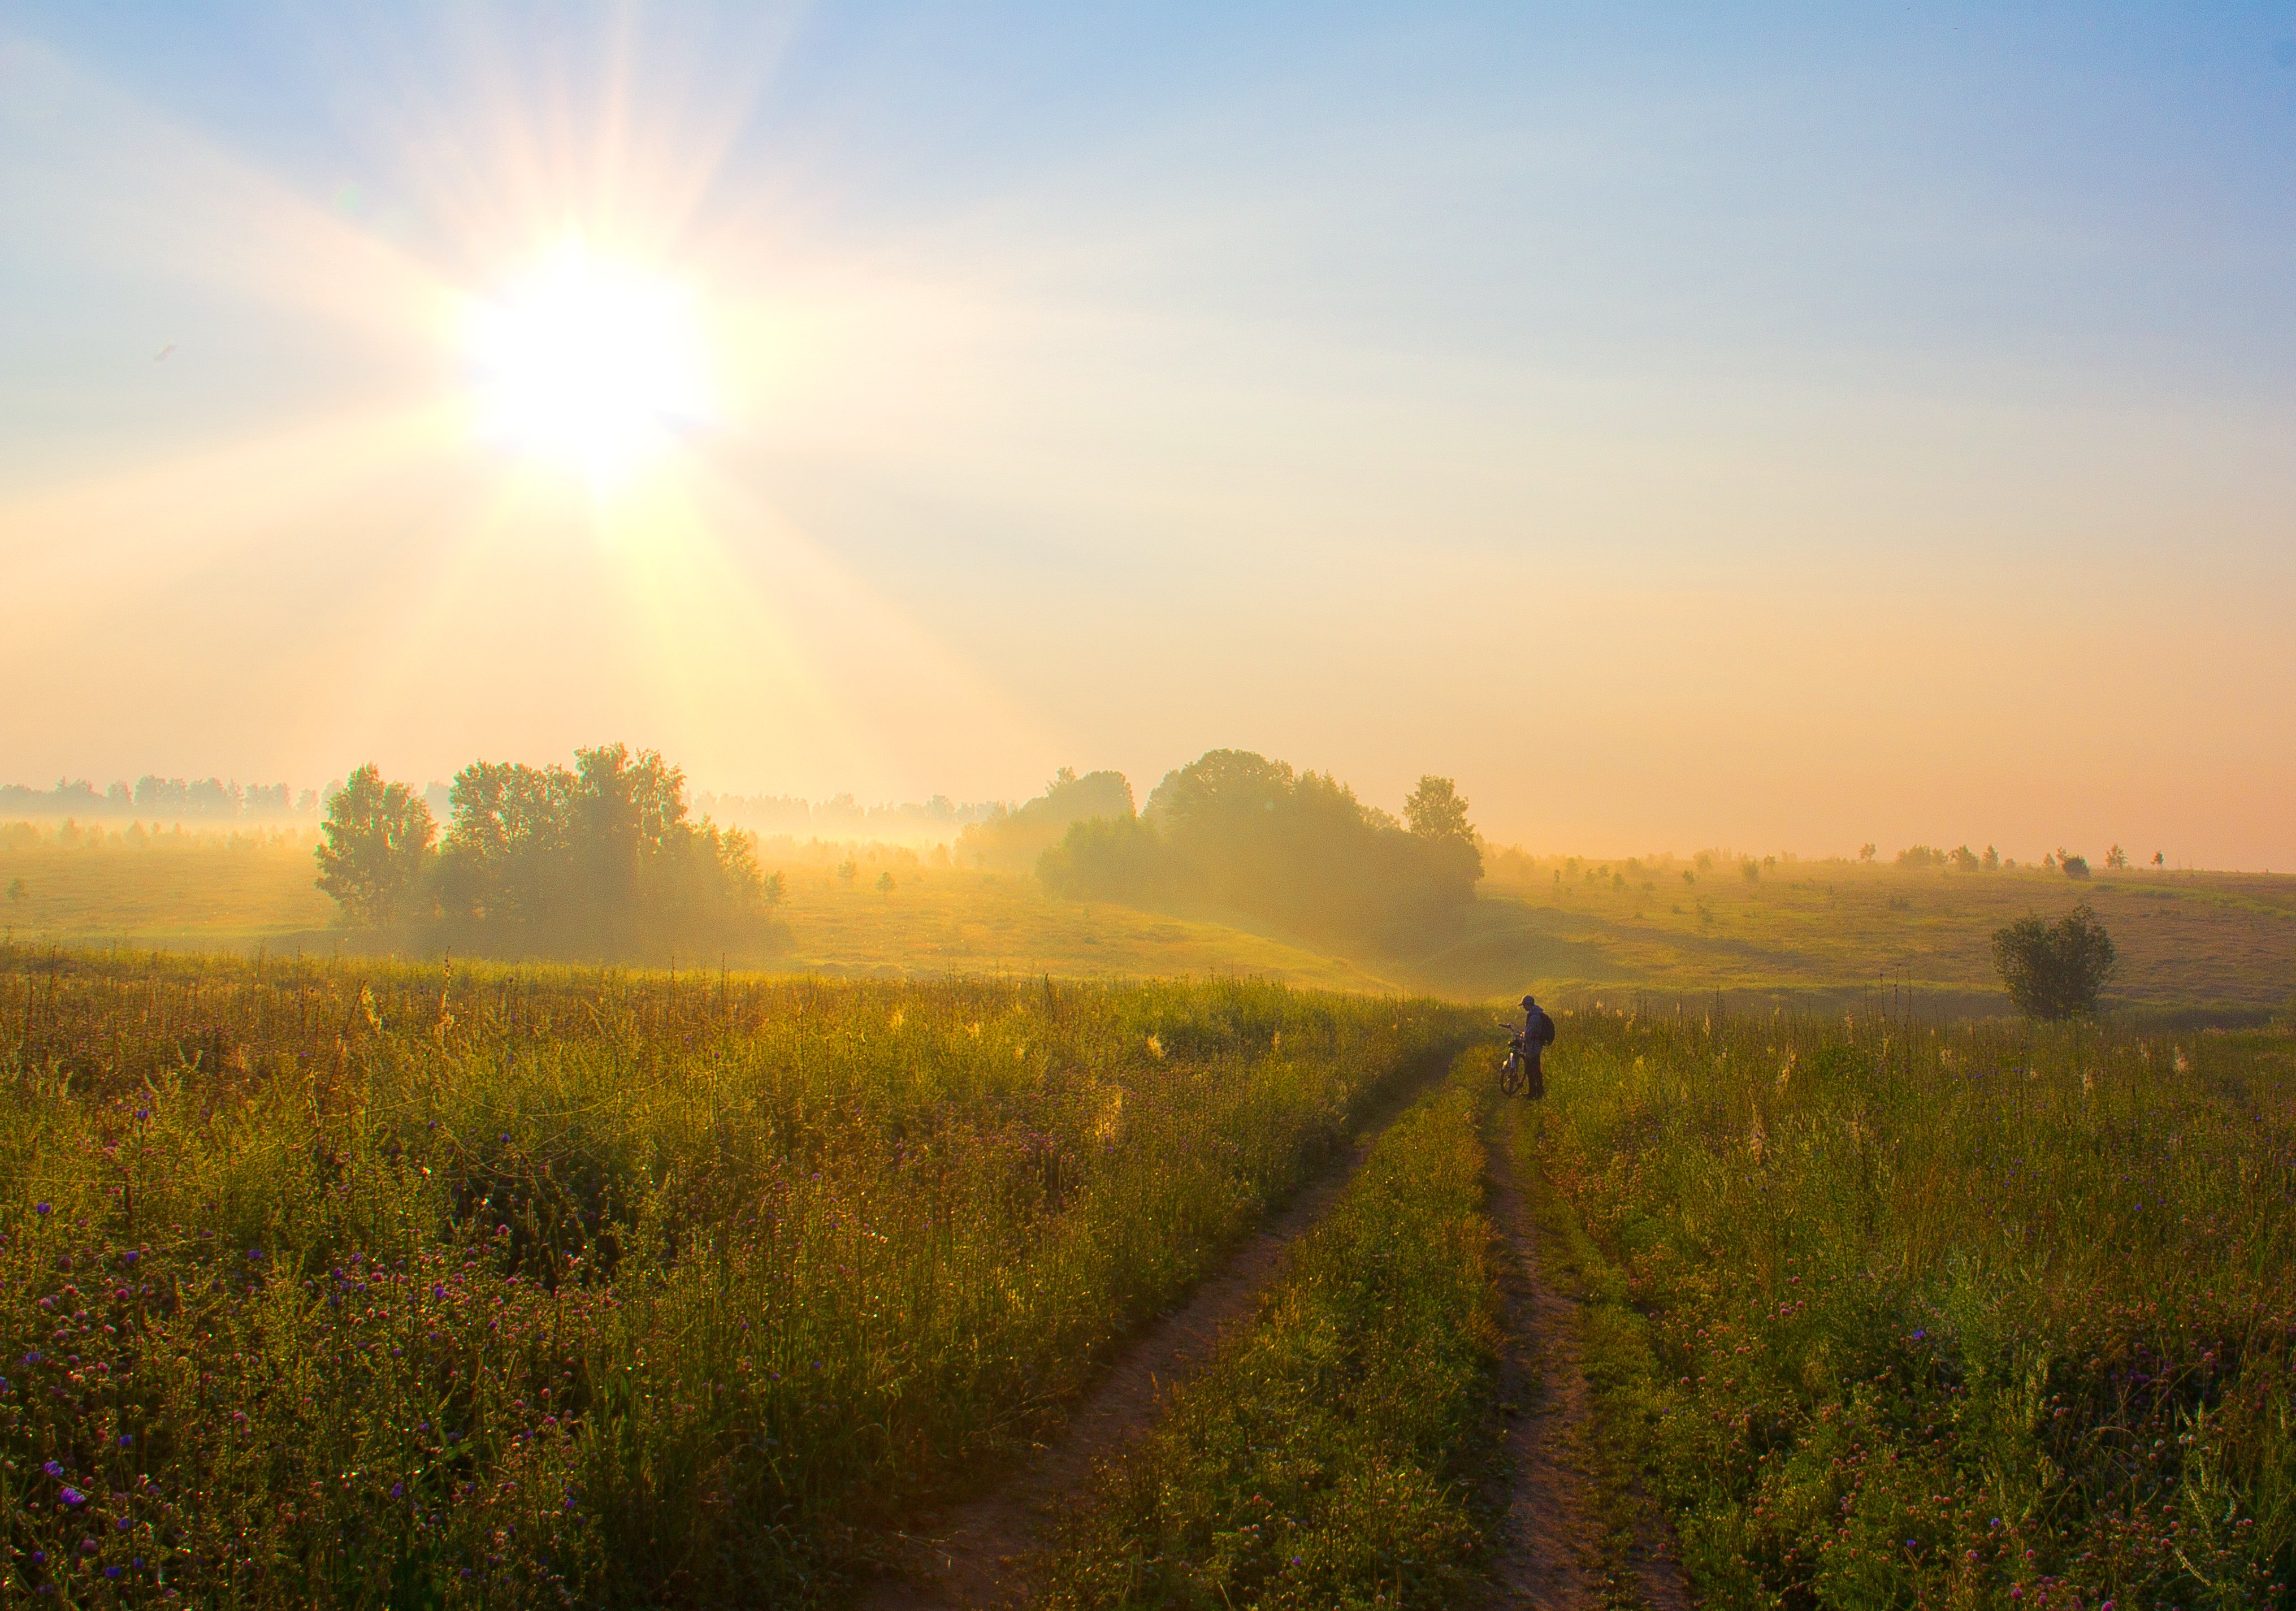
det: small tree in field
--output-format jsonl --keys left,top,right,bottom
{"left": 315, "top": 764, "right": 434, "bottom": 926}
{"left": 1991, "top": 903, "right": 2117, "bottom": 1020}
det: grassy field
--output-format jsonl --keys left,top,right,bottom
{"left": 1042, "top": 1053, "right": 1503, "bottom": 1610}
{"left": 0, "top": 830, "right": 1393, "bottom": 994}
{"left": 1384, "top": 859, "right": 2296, "bottom": 1017}
{"left": 0, "top": 943, "right": 1472, "bottom": 1606}
{"left": 8, "top": 822, "right": 2293, "bottom": 1015}
{"left": 1523, "top": 1004, "right": 2296, "bottom": 1609}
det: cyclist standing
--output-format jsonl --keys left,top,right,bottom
{"left": 1514, "top": 993, "right": 1556, "bottom": 1098}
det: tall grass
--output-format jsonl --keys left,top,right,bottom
{"left": 1532, "top": 1006, "right": 2296, "bottom": 1609}
{"left": 0, "top": 944, "right": 1471, "bottom": 1606}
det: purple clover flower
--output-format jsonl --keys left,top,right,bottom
{"left": 58, "top": 1487, "right": 85, "bottom": 1506}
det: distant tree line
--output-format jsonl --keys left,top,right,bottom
{"left": 1037, "top": 749, "right": 1481, "bottom": 947}
{"left": 316, "top": 744, "right": 774, "bottom": 956}
{"left": 0, "top": 777, "right": 318, "bottom": 820}
{"left": 959, "top": 769, "right": 1137, "bottom": 871}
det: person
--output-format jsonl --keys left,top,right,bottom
{"left": 1516, "top": 993, "right": 1556, "bottom": 1098}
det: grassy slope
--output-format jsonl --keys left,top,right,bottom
{"left": 1378, "top": 861, "right": 2296, "bottom": 1013}
{"left": 9, "top": 829, "right": 2293, "bottom": 1011}
{"left": 0, "top": 837, "right": 1395, "bottom": 993}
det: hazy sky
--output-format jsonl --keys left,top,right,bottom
{"left": 3, "top": 3, "right": 2293, "bottom": 865}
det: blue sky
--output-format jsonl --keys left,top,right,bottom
{"left": 3, "top": 3, "right": 2293, "bottom": 862}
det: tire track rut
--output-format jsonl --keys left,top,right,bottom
{"left": 858, "top": 1042, "right": 1465, "bottom": 1610}
{"left": 1484, "top": 1104, "right": 1690, "bottom": 1611}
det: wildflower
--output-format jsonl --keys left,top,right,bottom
{"left": 34, "top": 1202, "right": 51, "bottom": 1216}
{"left": 44, "top": 1460, "right": 64, "bottom": 1477}
{"left": 59, "top": 1487, "right": 85, "bottom": 1506}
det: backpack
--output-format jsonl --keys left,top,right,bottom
{"left": 1530, "top": 1008, "right": 1557, "bottom": 1047}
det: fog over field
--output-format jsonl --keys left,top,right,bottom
{"left": 4, "top": 7, "right": 2294, "bottom": 864}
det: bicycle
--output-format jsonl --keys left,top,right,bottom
{"left": 1497, "top": 1030, "right": 1531, "bottom": 1097}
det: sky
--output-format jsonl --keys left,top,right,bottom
{"left": 2, "top": 2, "right": 2293, "bottom": 865}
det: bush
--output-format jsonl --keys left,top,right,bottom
{"left": 1991, "top": 903, "right": 2116, "bottom": 1019}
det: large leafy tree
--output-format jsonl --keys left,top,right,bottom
{"left": 1991, "top": 903, "right": 2117, "bottom": 1020}
{"left": 314, "top": 764, "right": 435, "bottom": 926}
{"left": 434, "top": 743, "right": 760, "bottom": 947}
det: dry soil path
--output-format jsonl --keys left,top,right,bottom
{"left": 857, "top": 1045, "right": 1462, "bottom": 1610}
{"left": 1484, "top": 1105, "right": 1691, "bottom": 1611}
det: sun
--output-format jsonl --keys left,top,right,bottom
{"left": 464, "top": 243, "right": 712, "bottom": 487}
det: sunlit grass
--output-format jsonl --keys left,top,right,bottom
{"left": 1526, "top": 1006, "right": 2296, "bottom": 1608}
{"left": 1042, "top": 1051, "right": 1504, "bottom": 1610}
{"left": 0, "top": 943, "right": 1472, "bottom": 1606}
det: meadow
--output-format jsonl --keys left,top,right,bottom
{"left": 0, "top": 942, "right": 1472, "bottom": 1606}
{"left": 8, "top": 822, "right": 2293, "bottom": 1017}
{"left": 0, "top": 829, "right": 1388, "bottom": 994}
{"left": 1042, "top": 1054, "right": 1504, "bottom": 1610}
{"left": 1391, "top": 856, "right": 2296, "bottom": 1018}
{"left": 1524, "top": 1005, "right": 2296, "bottom": 1609}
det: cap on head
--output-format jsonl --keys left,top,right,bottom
{"left": 1520, "top": 994, "right": 1537, "bottom": 1008}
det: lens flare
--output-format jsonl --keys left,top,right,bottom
{"left": 464, "top": 242, "right": 712, "bottom": 487}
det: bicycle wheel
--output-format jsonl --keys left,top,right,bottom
{"left": 1497, "top": 1053, "right": 1526, "bottom": 1097}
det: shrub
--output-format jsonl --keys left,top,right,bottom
{"left": 1991, "top": 903, "right": 2116, "bottom": 1019}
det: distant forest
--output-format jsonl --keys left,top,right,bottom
{"left": 1037, "top": 750, "right": 1483, "bottom": 948}
{"left": 0, "top": 777, "right": 318, "bottom": 820}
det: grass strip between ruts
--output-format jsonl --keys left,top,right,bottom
{"left": 1038, "top": 1049, "right": 1505, "bottom": 1610}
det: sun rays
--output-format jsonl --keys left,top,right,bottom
{"left": 0, "top": 26, "right": 1054, "bottom": 799}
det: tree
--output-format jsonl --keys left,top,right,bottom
{"left": 1991, "top": 903, "right": 2117, "bottom": 1020}
{"left": 837, "top": 859, "right": 858, "bottom": 886}
{"left": 2061, "top": 853, "right": 2091, "bottom": 880}
{"left": 1859, "top": 843, "right": 1877, "bottom": 862}
{"left": 1983, "top": 845, "right": 2000, "bottom": 871}
{"left": 315, "top": 765, "right": 435, "bottom": 926}
{"left": 876, "top": 871, "right": 895, "bottom": 895}
{"left": 1403, "top": 776, "right": 1473, "bottom": 842}
{"left": 2106, "top": 844, "right": 2128, "bottom": 871}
